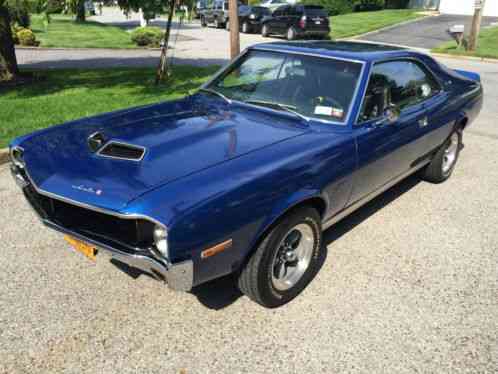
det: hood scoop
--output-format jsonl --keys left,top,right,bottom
{"left": 97, "top": 141, "right": 146, "bottom": 161}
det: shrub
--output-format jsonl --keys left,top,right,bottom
{"left": 353, "top": 0, "right": 384, "bottom": 11}
{"left": 11, "top": 26, "right": 19, "bottom": 44}
{"left": 7, "top": 0, "right": 31, "bottom": 27}
{"left": 130, "top": 27, "right": 163, "bottom": 47}
{"left": 302, "top": 0, "right": 354, "bottom": 16}
{"left": 16, "top": 27, "right": 39, "bottom": 46}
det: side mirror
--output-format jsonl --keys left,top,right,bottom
{"left": 383, "top": 104, "right": 400, "bottom": 125}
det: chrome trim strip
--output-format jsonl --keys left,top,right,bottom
{"left": 12, "top": 163, "right": 167, "bottom": 230}
{"left": 322, "top": 161, "right": 429, "bottom": 230}
{"left": 96, "top": 140, "right": 147, "bottom": 162}
{"left": 201, "top": 46, "right": 367, "bottom": 126}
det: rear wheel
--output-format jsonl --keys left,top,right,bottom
{"left": 286, "top": 26, "right": 297, "bottom": 41}
{"left": 261, "top": 24, "right": 269, "bottom": 37}
{"left": 242, "top": 21, "right": 250, "bottom": 33}
{"left": 421, "top": 130, "right": 462, "bottom": 183}
{"left": 238, "top": 207, "right": 322, "bottom": 308}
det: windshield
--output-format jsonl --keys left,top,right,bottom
{"left": 206, "top": 50, "right": 363, "bottom": 123}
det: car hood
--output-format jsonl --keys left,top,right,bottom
{"left": 20, "top": 96, "right": 309, "bottom": 211}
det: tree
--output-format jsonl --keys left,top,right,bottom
{"left": 0, "top": 0, "right": 20, "bottom": 81}
{"left": 468, "top": 0, "right": 486, "bottom": 51}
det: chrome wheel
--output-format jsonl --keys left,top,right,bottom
{"left": 271, "top": 223, "right": 315, "bottom": 291}
{"left": 442, "top": 133, "right": 459, "bottom": 174}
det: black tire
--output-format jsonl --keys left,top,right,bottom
{"left": 201, "top": 16, "right": 207, "bottom": 27}
{"left": 421, "top": 129, "right": 462, "bottom": 183}
{"left": 238, "top": 206, "right": 322, "bottom": 308}
{"left": 261, "top": 24, "right": 269, "bottom": 37}
{"left": 286, "top": 26, "right": 296, "bottom": 41}
{"left": 242, "top": 21, "right": 250, "bottom": 33}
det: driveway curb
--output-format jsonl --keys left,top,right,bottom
{"left": 431, "top": 52, "right": 498, "bottom": 63}
{"left": 16, "top": 46, "right": 162, "bottom": 51}
{"left": 0, "top": 148, "right": 9, "bottom": 166}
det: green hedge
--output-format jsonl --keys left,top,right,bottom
{"left": 130, "top": 27, "right": 163, "bottom": 47}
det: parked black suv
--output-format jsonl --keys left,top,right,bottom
{"left": 200, "top": 0, "right": 230, "bottom": 28}
{"left": 261, "top": 5, "right": 330, "bottom": 40}
{"left": 231, "top": 5, "right": 272, "bottom": 33}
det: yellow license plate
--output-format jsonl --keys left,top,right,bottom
{"left": 64, "top": 235, "right": 97, "bottom": 261}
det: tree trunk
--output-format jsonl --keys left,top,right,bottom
{"left": 76, "top": 0, "right": 86, "bottom": 22}
{"left": 155, "top": 0, "right": 175, "bottom": 84}
{"left": 0, "top": 4, "right": 19, "bottom": 81}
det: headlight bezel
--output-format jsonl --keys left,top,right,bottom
{"left": 10, "top": 146, "right": 25, "bottom": 169}
{"left": 153, "top": 224, "right": 169, "bottom": 259}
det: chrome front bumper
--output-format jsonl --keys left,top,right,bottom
{"left": 10, "top": 164, "right": 193, "bottom": 292}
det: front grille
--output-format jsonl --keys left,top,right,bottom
{"left": 98, "top": 142, "right": 145, "bottom": 161}
{"left": 22, "top": 183, "right": 154, "bottom": 253}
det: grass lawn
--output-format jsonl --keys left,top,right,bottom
{"left": 31, "top": 14, "right": 136, "bottom": 48}
{"left": 0, "top": 66, "right": 218, "bottom": 148}
{"left": 331, "top": 9, "right": 426, "bottom": 39}
{"left": 432, "top": 26, "right": 498, "bottom": 60}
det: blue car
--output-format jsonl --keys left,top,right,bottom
{"left": 9, "top": 41, "right": 483, "bottom": 307}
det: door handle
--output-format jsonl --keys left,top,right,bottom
{"left": 418, "top": 116, "right": 429, "bottom": 128}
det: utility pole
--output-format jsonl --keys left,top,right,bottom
{"left": 228, "top": 0, "right": 240, "bottom": 59}
{"left": 468, "top": 0, "right": 486, "bottom": 51}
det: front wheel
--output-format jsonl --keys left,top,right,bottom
{"left": 238, "top": 207, "right": 323, "bottom": 308}
{"left": 261, "top": 24, "right": 269, "bottom": 37}
{"left": 421, "top": 130, "right": 462, "bottom": 183}
{"left": 287, "top": 26, "right": 297, "bottom": 41}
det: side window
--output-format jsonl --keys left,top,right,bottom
{"left": 359, "top": 60, "right": 441, "bottom": 122}
{"left": 280, "top": 5, "right": 290, "bottom": 16}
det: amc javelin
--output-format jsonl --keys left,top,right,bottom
{"left": 10, "top": 42, "right": 482, "bottom": 307}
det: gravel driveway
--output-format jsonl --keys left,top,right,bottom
{"left": 1, "top": 57, "right": 497, "bottom": 373}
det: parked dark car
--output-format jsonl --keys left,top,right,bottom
{"left": 228, "top": 5, "right": 272, "bottom": 33}
{"left": 200, "top": 0, "right": 232, "bottom": 28}
{"left": 10, "top": 42, "right": 483, "bottom": 308}
{"left": 261, "top": 4, "right": 330, "bottom": 40}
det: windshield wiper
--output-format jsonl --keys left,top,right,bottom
{"left": 244, "top": 99, "right": 309, "bottom": 122}
{"left": 198, "top": 88, "right": 232, "bottom": 104}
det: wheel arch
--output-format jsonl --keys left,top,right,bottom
{"left": 238, "top": 192, "right": 327, "bottom": 269}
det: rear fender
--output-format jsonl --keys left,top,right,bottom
{"left": 453, "top": 69, "right": 481, "bottom": 82}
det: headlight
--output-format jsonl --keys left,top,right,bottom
{"left": 249, "top": 13, "right": 256, "bottom": 19}
{"left": 153, "top": 225, "right": 168, "bottom": 258}
{"left": 10, "top": 147, "right": 25, "bottom": 168}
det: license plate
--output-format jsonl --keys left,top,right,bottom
{"left": 315, "top": 21, "right": 321, "bottom": 24}
{"left": 64, "top": 235, "right": 97, "bottom": 261}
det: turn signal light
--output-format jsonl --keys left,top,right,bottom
{"left": 201, "top": 239, "right": 233, "bottom": 259}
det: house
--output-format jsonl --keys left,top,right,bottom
{"left": 408, "top": 0, "right": 498, "bottom": 17}
{"left": 439, "top": 0, "right": 498, "bottom": 17}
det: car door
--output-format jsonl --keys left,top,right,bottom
{"left": 349, "top": 60, "right": 434, "bottom": 203}
{"left": 273, "top": 5, "right": 290, "bottom": 33}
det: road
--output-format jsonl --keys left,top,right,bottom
{"left": 1, "top": 55, "right": 497, "bottom": 373}
{"left": 360, "top": 14, "right": 498, "bottom": 49}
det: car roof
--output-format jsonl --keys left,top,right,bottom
{"left": 250, "top": 41, "right": 423, "bottom": 64}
